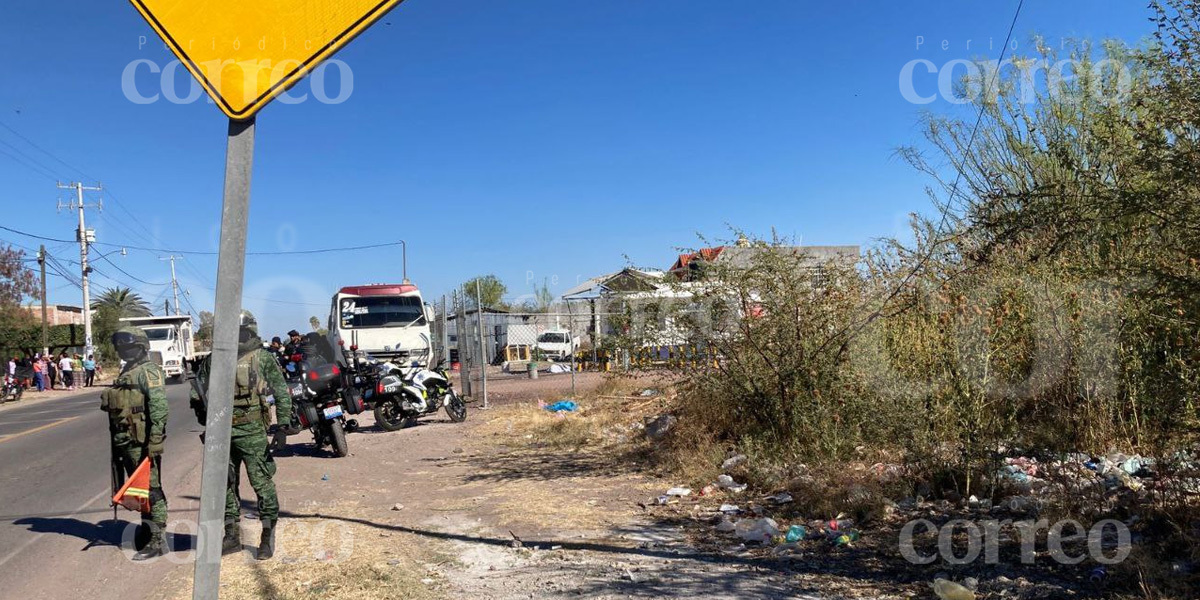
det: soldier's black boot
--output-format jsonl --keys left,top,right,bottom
{"left": 222, "top": 521, "right": 241, "bottom": 555}
{"left": 257, "top": 520, "right": 276, "bottom": 561}
{"left": 133, "top": 521, "right": 151, "bottom": 550}
{"left": 132, "top": 527, "right": 166, "bottom": 561}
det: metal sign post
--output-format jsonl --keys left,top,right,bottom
{"left": 125, "top": 2, "right": 405, "bottom": 597}
{"left": 192, "top": 118, "right": 255, "bottom": 600}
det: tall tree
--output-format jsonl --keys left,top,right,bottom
{"left": 195, "top": 311, "right": 215, "bottom": 346}
{"left": 461, "top": 275, "right": 507, "bottom": 309}
{"left": 92, "top": 287, "right": 152, "bottom": 318}
{"left": 0, "top": 245, "right": 39, "bottom": 334}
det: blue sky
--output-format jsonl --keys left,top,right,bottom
{"left": 0, "top": 1, "right": 1154, "bottom": 336}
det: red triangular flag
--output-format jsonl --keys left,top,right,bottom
{"left": 112, "top": 457, "right": 151, "bottom": 512}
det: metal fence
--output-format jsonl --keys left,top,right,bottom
{"left": 423, "top": 291, "right": 628, "bottom": 408}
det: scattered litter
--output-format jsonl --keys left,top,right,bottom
{"left": 832, "top": 531, "right": 860, "bottom": 546}
{"left": 665, "top": 487, "right": 691, "bottom": 497}
{"left": 767, "top": 492, "right": 793, "bottom": 505}
{"left": 421, "top": 578, "right": 434, "bottom": 585}
{"left": 1006, "top": 496, "right": 1038, "bottom": 514}
{"left": 932, "top": 578, "right": 975, "bottom": 600}
{"left": 827, "top": 518, "right": 853, "bottom": 531}
{"left": 718, "top": 504, "right": 741, "bottom": 514}
{"left": 639, "top": 388, "right": 660, "bottom": 397}
{"left": 320, "top": 474, "right": 329, "bottom": 481}
{"left": 391, "top": 503, "right": 404, "bottom": 511}
{"left": 1089, "top": 566, "right": 1107, "bottom": 583}
{"left": 715, "top": 517, "right": 737, "bottom": 533}
{"left": 785, "top": 525, "right": 807, "bottom": 543}
{"left": 548, "top": 364, "right": 570, "bottom": 374}
{"left": 644, "top": 414, "right": 677, "bottom": 440}
{"left": 544, "top": 400, "right": 578, "bottom": 413}
{"left": 716, "top": 474, "right": 747, "bottom": 493}
{"left": 722, "top": 454, "right": 747, "bottom": 470}
{"left": 734, "top": 518, "right": 779, "bottom": 544}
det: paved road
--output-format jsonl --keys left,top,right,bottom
{"left": 0, "top": 384, "right": 204, "bottom": 600}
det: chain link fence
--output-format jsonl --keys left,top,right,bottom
{"left": 423, "top": 292, "right": 629, "bottom": 407}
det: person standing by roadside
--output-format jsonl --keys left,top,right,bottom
{"left": 32, "top": 355, "right": 44, "bottom": 392}
{"left": 84, "top": 355, "right": 96, "bottom": 387}
{"left": 59, "top": 352, "right": 74, "bottom": 390}
{"left": 46, "top": 355, "right": 57, "bottom": 390}
{"left": 103, "top": 327, "right": 170, "bottom": 560}
{"left": 191, "top": 313, "right": 294, "bottom": 560}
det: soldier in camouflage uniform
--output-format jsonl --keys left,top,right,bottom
{"left": 102, "top": 326, "right": 170, "bottom": 560}
{"left": 190, "top": 313, "right": 293, "bottom": 560}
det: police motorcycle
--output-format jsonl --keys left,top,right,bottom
{"left": 274, "top": 333, "right": 365, "bottom": 458}
{"left": 355, "top": 353, "right": 467, "bottom": 431}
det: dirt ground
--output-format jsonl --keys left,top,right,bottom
{"left": 147, "top": 375, "right": 1138, "bottom": 600}
{"left": 146, "top": 375, "right": 806, "bottom": 600}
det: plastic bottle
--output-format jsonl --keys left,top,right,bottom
{"left": 785, "top": 525, "right": 806, "bottom": 543}
{"left": 833, "top": 531, "right": 860, "bottom": 546}
{"left": 932, "top": 578, "right": 975, "bottom": 600}
{"left": 1089, "top": 566, "right": 1107, "bottom": 583}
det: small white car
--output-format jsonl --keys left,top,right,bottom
{"left": 535, "top": 330, "right": 578, "bottom": 361}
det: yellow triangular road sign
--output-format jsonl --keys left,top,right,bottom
{"left": 129, "top": 0, "right": 404, "bottom": 120}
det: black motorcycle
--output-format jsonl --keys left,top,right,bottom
{"left": 274, "top": 334, "right": 365, "bottom": 457}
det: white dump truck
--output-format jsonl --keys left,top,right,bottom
{"left": 119, "top": 315, "right": 196, "bottom": 382}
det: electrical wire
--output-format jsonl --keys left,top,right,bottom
{"left": 95, "top": 252, "right": 170, "bottom": 286}
{"left": 824, "top": 0, "right": 1026, "bottom": 351}
{"left": 0, "top": 223, "right": 405, "bottom": 257}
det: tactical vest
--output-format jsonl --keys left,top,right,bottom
{"left": 101, "top": 363, "right": 148, "bottom": 445}
{"left": 233, "top": 351, "right": 270, "bottom": 429}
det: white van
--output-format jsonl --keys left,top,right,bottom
{"left": 329, "top": 284, "right": 433, "bottom": 366}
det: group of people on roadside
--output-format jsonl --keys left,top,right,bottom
{"left": 4, "top": 352, "right": 100, "bottom": 393}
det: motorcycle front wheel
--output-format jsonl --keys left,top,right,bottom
{"left": 328, "top": 420, "right": 349, "bottom": 458}
{"left": 444, "top": 390, "right": 467, "bottom": 423}
{"left": 373, "top": 400, "right": 407, "bottom": 432}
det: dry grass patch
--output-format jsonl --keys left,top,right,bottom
{"left": 167, "top": 500, "right": 449, "bottom": 600}
{"left": 463, "top": 377, "right": 675, "bottom": 530}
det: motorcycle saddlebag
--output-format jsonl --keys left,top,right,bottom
{"left": 304, "top": 362, "right": 341, "bottom": 395}
{"left": 297, "top": 401, "right": 320, "bottom": 429}
{"left": 342, "top": 387, "right": 365, "bottom": 415}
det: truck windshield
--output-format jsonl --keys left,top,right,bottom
{"left": 538, "top": 333, "right": 568, "bottom": 344}
{"left": 339, "top": 296, "right": 426, "bottom": 328}
{"left": 144, "top": 328, "right": 173, "bottom": 341}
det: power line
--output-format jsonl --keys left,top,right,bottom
{"left": 0, "top": 118, "right": 91, "bottom": 181}
{"left": 0, "top": 223, "right": 405, "bottom": 255}
{"left": 0, "top": 144, "right": 60, "bottom": 181}
{"left": 95, "top": 252, "right": 170, "bottom": 286}
{"left": 828, "top": 0, "right": 1026, "bottom": 351}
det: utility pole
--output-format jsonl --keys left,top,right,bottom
{"left": 474, "top": 278, "right": 488, "bottom": 409}
{"left": 161, "top": 255, "right": 182, "bottom": 315}
{"left": 58, "top": 182, "right": 102, "bottom": 358}
{"left": 38, "top": 245, "right": 48, "bottom": 356}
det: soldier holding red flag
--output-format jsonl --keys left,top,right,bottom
{"left": 102, "top": 326, "right": 170, "bottom": 560}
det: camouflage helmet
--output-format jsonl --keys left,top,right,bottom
{"left": 111, "top": 325, "right": 149, "bottom": 351}
{"left": 239, "top": 310, "right": 258, "bottom": 342}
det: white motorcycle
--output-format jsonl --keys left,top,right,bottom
{"left": 368, "top": 358, "right": 467, "bottom": 431}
